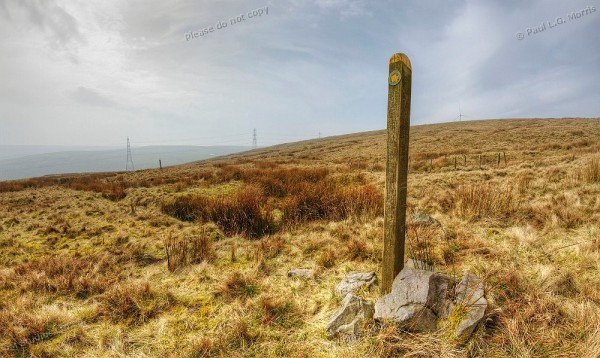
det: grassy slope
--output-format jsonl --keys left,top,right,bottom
{"left": 0, "top": 118, "right": 599, "bottom": 357}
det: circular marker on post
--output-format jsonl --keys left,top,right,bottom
{"left": 389, "top": 69, "right": 401, "bottom": 86}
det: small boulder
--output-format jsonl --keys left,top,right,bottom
{"left": 325, "top": 294, "right": 374, "bottom": 342}
{"left": 287, "top": 268, "right": 314, "bottom": 279}
{"left": 448, "top": 272, "right": 487, "bottom": 339}
{"left": 374, "top": 267, "right": 453, "bottom": 332}
{"left": 334, "top": 272, "right": 377, "bottom": 297}
{"left": 375, "top": 267, "right": 488, "bottom": 340}
{"left": 410, "top": 212, "right": 441, "bottom": 227}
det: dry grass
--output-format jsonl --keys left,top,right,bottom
{"left": 0, "top": 118, "right": 599, "bottom": 356}
{"left": 10, "top": 253, "right": 118, "bottom": 298}
{"left": 454, "top": 183, "right": 518, "bottom": 222}
{"left": 98, "top": 280, "right": 176, "bottom": 324}
{"left": 581, "top": 155, "right": 600, "bottom": 183}
{"left": 374, "top": 324, "right": 460, "bottom": 357}
{"left": 161, "top": 167, "right": 383, "bottom": 237}
{"left": 161, "top": 184, "right": 276, "bottom": 237}
{"left": 165, "top": 234, "right": 216, "bottom": 272}
{"left": 215, "top": 271, "right": 259, "bottom": 301}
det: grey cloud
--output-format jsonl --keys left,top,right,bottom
{"left": 70, "top": 87, "right": 122, "bottom": 109}
{"left": 12, "top": 0, "right": 84, "bottom": 48}
{"left": 0, "top": 0, "right": 10, "bottom": 20}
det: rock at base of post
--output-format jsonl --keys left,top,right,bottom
{"left": 325, "top": 294, "right": 374, "bottom": 343}
{"left": 334, "top": 272, "right": 378, "bottom": 297}
{"left": 374, "top": 265, "right": 487, "bottom": 340}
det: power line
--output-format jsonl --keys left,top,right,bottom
{"left": 126, "top": 137, "right": 134, "bottom": 171}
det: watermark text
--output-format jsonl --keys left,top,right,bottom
{"left": 185, "top": 6, "right": 269, "bottom": 42}
{"left": 516, "top": 6, "right": 596, "bottom": 40}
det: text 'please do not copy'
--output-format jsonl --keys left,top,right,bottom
{"left": 185, "top": 6, "right": 269, "bottom": 41}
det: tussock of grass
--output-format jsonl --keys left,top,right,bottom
{"left": 10, "top": 253, "right": 117, "bottom": 298}
{"left": 317, "top": 247, "right": 336, "bottom": 268}
{"left": 345, "top": 238, "right": 370, "bottom": 261}
{"left": 216, "top": 272, "right": 259, "bottom": 301}
{"left": 98, "top": 280, "right": 176, "bottom": 324}
{"left": 255, "top": 235, "right": 286, "bottom": 260}
{"left": 164, "top": 234, "right": 216, "bottom": 272}
{"left": 454, "top": 183, "right": 518, "bottom": 221}
{"left": 581, "top": 155, "right": 600, "bottom": 183}
{"left": 257, "top": 295, "right": 301, "bottom": 328}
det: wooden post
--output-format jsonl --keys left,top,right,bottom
{"left": 159, "top": 159, "right": 162, "bottom": 170}
{"left": 382, "top": 53, "right": 412, "bottom": 294}
{"left": 497, "top": 153, "right": 501, "bottom": 167}
{"left": 463, "top": 154, "right": 467, "bottom": 165}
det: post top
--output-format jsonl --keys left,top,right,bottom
{"left": 389, "top": 53, "right": 411, "bottom": 69}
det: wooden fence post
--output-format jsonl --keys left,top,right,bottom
{"left": 382, "top": 53, "right": 412, "bottom": 294}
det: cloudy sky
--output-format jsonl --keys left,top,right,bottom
{"left": 0, "top": 0, "right": 598, "bottom": 147}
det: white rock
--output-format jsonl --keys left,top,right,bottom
{"left": 450, "top": 272, "right": 487, "bottom": 339}
{"left": 287, "top": 268, "right": 314, "bottom": 279}
{"left": 334, "top": 272, "right": 377, "bottom": 297}
{"left": 374, "top": 267, "right": 487, "bottom": 340}
{"left": 410, "top": 212, "right": 441, "bottom": 227}
{"left": 325, "top": 294, "right": 374, "bottom": 342}
{"left": 374, "top": 267, "right": 452, "bottom": 332}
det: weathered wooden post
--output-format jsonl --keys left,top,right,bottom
{"left": 159, "top": 159, "right": 163, "bottom": 170}
{"left": 382, "top": 53, "right": 412, "bottom": 294}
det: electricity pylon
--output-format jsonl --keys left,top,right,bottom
{"left": 126, "top": 137, "right": 134, "bottom": 171}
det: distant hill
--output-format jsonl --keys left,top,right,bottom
{"left": 0, "top": 145, "right": 252, "bottom": 181}
{"left": 0, "top": 145, "right": 117, "bottom": 161}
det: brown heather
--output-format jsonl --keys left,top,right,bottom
{"left": 0, "top": 118, "right": 599, "bottom": 357}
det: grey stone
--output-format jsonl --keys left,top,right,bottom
{"left": 334, "top": 272, "right": 377, "bottom": 297}
{"left": 450, "top": 272, "right": 487, "bottom": 339}
{"left": 374, "top": 267, "right": 453, "bottom": 332}
{"left": 287, "top": 268, "right": 314, "bottom": 279}
{"left": 410, "top": 212, "right": 441, "bottom": 227}
{"left": 325, "top": 294, "right": 374, "bottom": 342}
{"left": 374, "top": 266, "right": 487, "bottom": 341}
